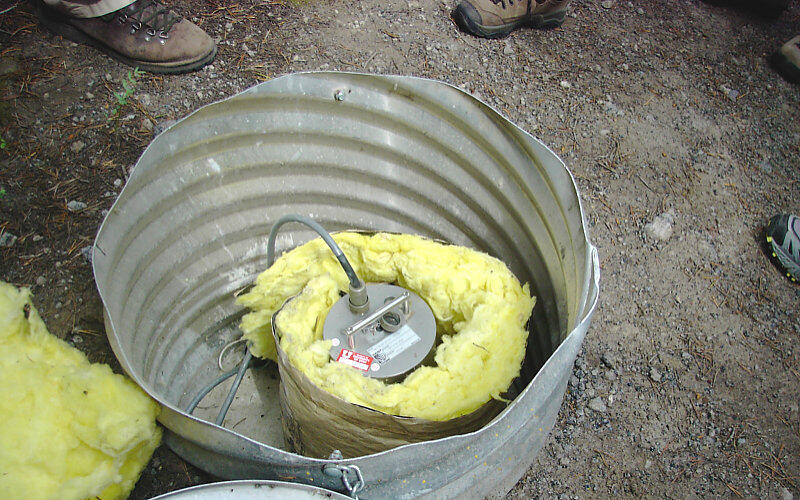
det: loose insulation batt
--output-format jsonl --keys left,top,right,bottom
{"left": 238, "top": 232, "right": 535, "bottom": 421}
{"left": 0, "top": 282, "right": 161, "bottom": 500}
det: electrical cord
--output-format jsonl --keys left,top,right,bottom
{"left": 186, "top": 367, "right": 238, "bottom": 414}
{"left": 185, "top": 356, "right": 265, "bottom": 414}
{"left": 190, "top": 214, "right": 368, "bottom": 427}
{"left": 215, "top": 350, "right": 253, "bottom": 425}
{"left": 266, "top": 214, "right": 362, "bottom": 289}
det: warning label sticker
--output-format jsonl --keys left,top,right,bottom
{"left": 368, "top": 325, "right": 421, "bottom": 364}
{"left": 336, "top": 349, "right": 374, "bottom": 371}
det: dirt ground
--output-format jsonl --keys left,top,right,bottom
{"left": 1, "top": 0, "right": 799, "bottom": 497}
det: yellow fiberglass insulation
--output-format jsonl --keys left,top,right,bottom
{"left": 0, "top": 282, "right": 161, "bottom": 500}
{"left": 238, "top": 232, "right": 535, "bottom": 421}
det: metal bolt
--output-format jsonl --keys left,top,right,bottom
{"left": 334, "top": 89, "right": 345, "bottom": 102}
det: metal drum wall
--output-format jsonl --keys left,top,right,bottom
{"left": 92, "top": 72, "right": 599, "bottom": 498}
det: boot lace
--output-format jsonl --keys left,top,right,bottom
{"left": 102, "top": 0, "right": 181, "bottom": 37}
{"left": 490, "top": 0, "right": 513, "bottom": 8}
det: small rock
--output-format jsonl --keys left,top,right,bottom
{"left": 560, "top": 80, "right": 572, "bottom": 89}
{"left": 604, "top": 370, "right": 617, "bottom": 381}
{"left": 113, "top": 178, "right": 123, "bottom": 188}
{"left": 67, "top": 200, "right": 87, "bottom": 212}
{"left": 645, "top": 459, "right": 653, "bottom": 469}
{"left": 80, "top": 246, "right": 93, "bottom": 264}
{"left": 681, "top": 351, "right": 692, "bottom": 360}
{"left": 644, "top": 212, "right": 674, "bottom": 241}
{"left": 601, "top": 0, "right": 614, "bottom": 8}
{"left": 32, "top": 234, "right": 44, "bottom": 242}
{"left": 70, "top": 141, "right": 85, "bottom": 153}
{"left": 0, "top": 231, "right": 17, "bottom": 247}
{"left": 601, "top": 99, "right": 623, "bottom": 116}
{"left": 559, "top": 457, "right": 570, "bottom": 466}
{"left": 588, "top": 397, "right": 607, "bottom": 412}
{"left": 141, "top": 118, "right": 154, "bottom": 132}
{"left": 85, "top": 92, "right": 95, "bottom": 99}
{"left": 601, "top": 352, "right": 617, "bottom": 369}
{"left": 599, "top": 128, "right": 611, "bottom": 136}
{"left": 225, "top": 21, "right": 234, "bottom": 31}
{"left": 636, "top": 7, "right": 644, "bottom": 14}
{"left": 649, "top": 367, "right": 662, "bottom": 383}
{"left": 503, "top": 41, "right": 515, "bottom": 55}
{"left": 782, "top": 487, "right": 793, "bottom": 500}
{"left": 719, "top": 84, "right": 739, "bottom": 101}
{"left": 35, "top": 276, "right": 47, "bottom": 286}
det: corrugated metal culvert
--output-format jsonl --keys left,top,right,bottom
{"left": 93, "top": 72, "right": 599, "bottom": 498}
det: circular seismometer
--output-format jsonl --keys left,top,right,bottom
{"left": 322, "top": 283, "right": 437, "bottom": 381}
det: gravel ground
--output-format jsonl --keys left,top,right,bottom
{"left": 1, "top": 0, "right": 799, "bottom": 498}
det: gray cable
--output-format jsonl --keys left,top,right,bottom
{"left": 205, "top": 214, "right": 366, "bottom": 426}
{"left": 215, "top": 350, "right": 253, "bottom": 425}
{"left": 186, "top": 367, "right": 238, "bottom": 414}
{"left": 266, "top": 214, "right": 362, "bottom": 287}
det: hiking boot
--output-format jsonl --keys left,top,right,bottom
{"left": 766, "top": 214, "right": 800, "bottom": 282}
{"left": 35, "top": 0, "right": 216, "bottom": 74}
{"left": 772, "top": 35, "right": 800, "bottom": 84}
{"left": 452, "top": 0, "right": 569, "bottom": 39}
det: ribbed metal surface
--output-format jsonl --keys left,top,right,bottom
{"left": 93, "top": 72, "right": 599, "bottom": 498}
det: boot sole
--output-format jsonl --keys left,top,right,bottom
{"left": 36, "top": 3, "right": 216, "bottom": 75}
{"left": 452, "top": 5, "right": 566, "bottom": 39}
{"left": 770, "top": 51, "right": 800, "bottom": 84}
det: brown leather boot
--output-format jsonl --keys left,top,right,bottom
{"left": 35, "top": 0, "right": 216, "bottom": 74}
{"left": 452, "top": 0, "right": 569, "bottom": 39}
